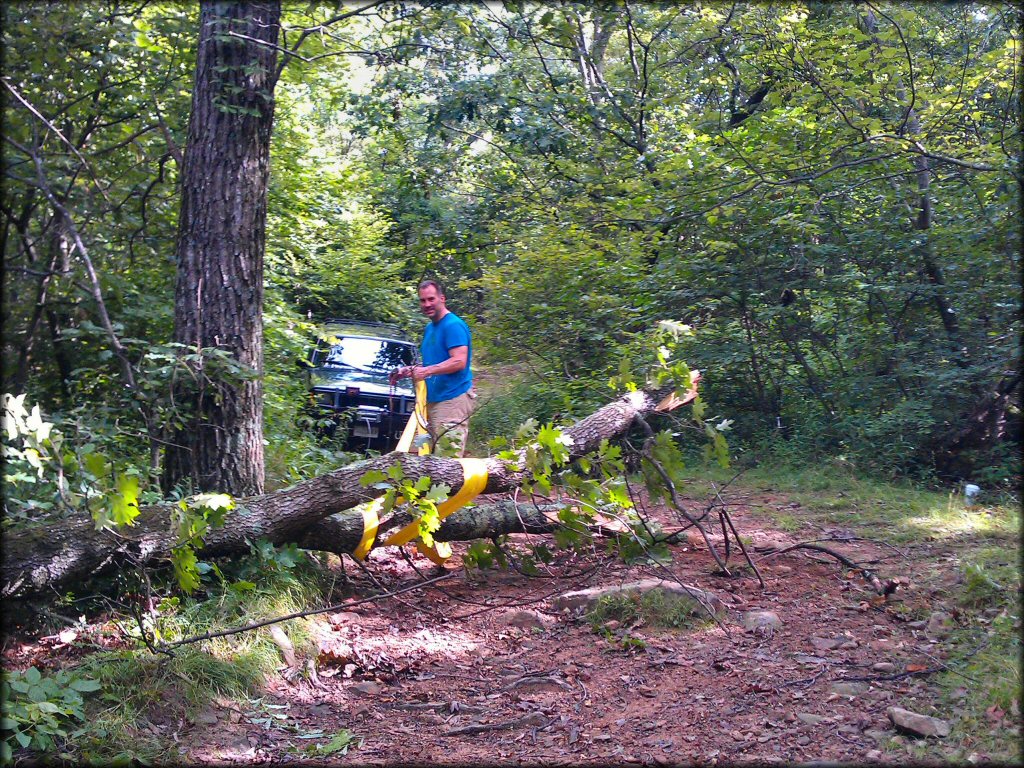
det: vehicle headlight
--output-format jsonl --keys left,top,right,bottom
{"left": 315, "top": 391, "right": 335, "bottom": 408}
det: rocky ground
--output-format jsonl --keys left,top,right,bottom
{"left": 140, "top": 491, "right": 1012, "bottom": 765}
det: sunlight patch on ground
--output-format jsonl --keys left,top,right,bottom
{"left": 898, "top": 502, "right": 1019, "bottom": 541}
{"left": 370, "top": 626, "right": 481, "bottom": 656}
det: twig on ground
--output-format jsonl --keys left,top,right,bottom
{"left": 758, "top": 541, "right": 886, "bottom": 593}
{"left": 157, "top": 571, "right": 458, "bottom": 652}
{"left": 443, "top": 711, "right": 551, "bottom": 736}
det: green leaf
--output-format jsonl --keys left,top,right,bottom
{"left": 690, "top": 396, "right": 706, "bottom": 422}
{"left": 317, "top": 730, "right": 359, "bottom": 755}
{"left": 172, "top": 547, "right": 201, "bottom": 593}
{"left": 67, "top": 678, "right": 102, "bottom": 693}
{"left": 27, "top": 685, "right": 48, "bottom": 703}
{"left": 423, "top": 483, "right": 451, "bottom": 503}
{"left": 110, "top": 474, "right": 141, "bottom": 527}
{"left": 360, "top": 470, "right": 387, "bottom": 486}
{"left": 23, "top": 668, "right": 41, "bottom": 686}
{"left": 82, "top": 452, "right": 108, "bottom": 478}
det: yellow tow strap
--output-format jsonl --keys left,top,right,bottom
{"left": 351, "top": 498, "right": 382, "bottom": 561}
{"left": 394, "top": 380, "right": 431, "bottom": 455}
{"left": 353, "top": 379, "right": 487, "bottom": 562}
{"left": 382, "top": 457, "right": 489, "bottom": 548}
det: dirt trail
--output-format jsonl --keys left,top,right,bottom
{"left": 162, "top": 493, "right": 968, "bottom": 765}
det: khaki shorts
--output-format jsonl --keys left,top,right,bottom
{"left": 427, "top": 390, "right": 476, "bottom": 457}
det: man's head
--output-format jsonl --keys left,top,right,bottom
{"left": 418, "top": 279, "right": 448, "bottom": 322}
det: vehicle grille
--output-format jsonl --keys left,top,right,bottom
{"left": 314, "top": 390, "right": 412, "bottom": 414}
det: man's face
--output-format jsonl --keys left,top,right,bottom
{"left": 418, "top": 285, "right": 445, "bottom": 320}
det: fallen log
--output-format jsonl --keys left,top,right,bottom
{"left": 3, "top": 383, "right": 691, "bottom": 599}
{"left": 297, "top": 500, "right": 560, "bottom": 555}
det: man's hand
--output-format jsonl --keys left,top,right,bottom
{"left": 389, "top": 366, "right": 411, "bottom": 385}
{"left": 410, "top": 365, "right": 429, "bottom": 382}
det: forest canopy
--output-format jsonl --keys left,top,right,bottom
{"left": 2, "top": 0, "right": 1020, "bottom": 498}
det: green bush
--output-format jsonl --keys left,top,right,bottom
{"left": 587, "top": 589, "right": 702, "bottom": 632}
{"left": 469, "top": 377, "right": 564, "bottom": 451}
{"left": 1, "top": 666, "right": 102, "bottom": 761}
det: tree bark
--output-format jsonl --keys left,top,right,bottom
{"left": 3, "top": 384, "right": 684, "bottom": 600}
{"left": 297, "top": 500, "right": 561, "bottom": 556}
{"left": 162, "top": 1, "right": 281, "bottom": 497}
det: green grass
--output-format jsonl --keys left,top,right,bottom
{"left": 676, "top": 458, "right": 1021, "bottom": 764}
{"left": 63, "top": 558, "right": 335, "bottom": 765}
{"left": 587, "top": 589, "right": 704, "bottom": 633}
{"left": 677, "top": 459, "right": 1020, "bottom": 545}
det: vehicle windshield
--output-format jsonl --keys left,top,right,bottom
{"left": 316, "top": 337, "right": 413, "bottom": 373}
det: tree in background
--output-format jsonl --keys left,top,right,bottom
{"left": 338, "top": 2, "right": 1020, "bottom": 480}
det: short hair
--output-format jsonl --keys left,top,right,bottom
{"left": 418, "top": 278, "right": 445, "bottom": 296}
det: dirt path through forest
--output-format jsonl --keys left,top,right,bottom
{"left": 147, "top": 491, "right": 998, "bottom": 765}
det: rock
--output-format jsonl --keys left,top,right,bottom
{"left": 193, "top": 707, "right": 219, "bottom": 725}
{"left": 774, "top": 565, "right": 793, "bottom": 574}
{"left": 796, "top": 713, "right": 828, "bottom": 726}
{"left": 864, "top": 729, "right": 892, "bottom": 743}
{"left": 793, "top": 654, "right": 829, "bottom": 665}
{"left": 886, "top": 706, "right": 950, "bottom": 738}
{"left": 796, "top": 735, "right": 811, "bottom": 746}
{"left": 831, "top": 681, "right": 869, "bottom": 697}
{"left": 742, "top": 610, "right": 783, "bottom": 632}
{"left": 553, "top": 579, "right": 724, "bottom": 617}
{"left": 350, "top": 681, "right": 383, "bottom": 697}
{"left": 328, "top": 611, "right": 361, "bottom": 626}
{"left": 810, "top": 636, "right": 842, "bottom": 651}
{"left": 499, "top": 609, "right": 554, "bottom": 630}
{"left": 755, "top": 538, "right": 792, "bottom": 552}
{"left": 925, "top": 612, "right": 955, "bottom": 639}
{"left": 865, "top": 749, "right": 883, "bottom": 760}
{"left": 872, "top": 662, "right": 897, "bottom": 673}
{"left": 503, "top": 674, "right": 571, "bottom": 692}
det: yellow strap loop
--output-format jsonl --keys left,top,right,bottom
{"left": 363, "top": 379, "right": 485, "bottom": 561}
{"left": 382, "top": 457, "right": 489, "bottom": 548}
{"left": 394, "top": 380, "right": 430, "bottom": 453}
{"left": 415, "top": 540, "right": 453, "bottom": 565}
{"left": 351, "top": 498, "right": 382, "bottom": 561}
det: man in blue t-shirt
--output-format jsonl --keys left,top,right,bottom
{"left": 389, "top": 279, "right": 475, "bottom": 456}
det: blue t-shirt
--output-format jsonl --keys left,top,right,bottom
{"left": 421, "top": 312, "right": 473, "bottom": 403}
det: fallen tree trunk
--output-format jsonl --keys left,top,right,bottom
{"left": 298, "top": 500, "right": 560, "bottom": 556}
{"left": 3, "top": 384, "right": 685, "bottom": 599}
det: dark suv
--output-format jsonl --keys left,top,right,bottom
{"left": 302, "top": 319, "right": 417, "bottom": 452}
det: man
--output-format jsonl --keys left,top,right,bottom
{"left": 389, "top": 279, "right": 475, "bottom": 456}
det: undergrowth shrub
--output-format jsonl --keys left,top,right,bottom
{"left": 587, "top": 589, "right": 702, "bottom": 632}
{"left": 1, "top": 667, "right": 102, "bottom": 762}
{"left": 470, "top": 377, "right": 564, "bottom": 451}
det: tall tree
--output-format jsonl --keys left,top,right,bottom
{"left": 161, "top": 1, "right": 282, "bottom": 496}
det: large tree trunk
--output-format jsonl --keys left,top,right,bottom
{"left": 161, "top": 1, "right": 281, "bottom": 497}
{"left": 3, "top": 385, "right": 682, "bottom": 600}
